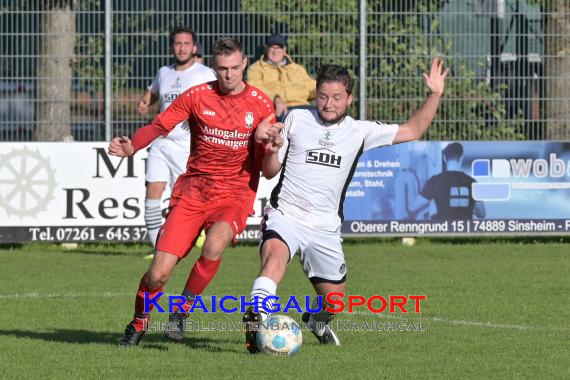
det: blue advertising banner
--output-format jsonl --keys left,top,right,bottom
{"left": 342, "top": 141, "right": 570, "bottom": 236}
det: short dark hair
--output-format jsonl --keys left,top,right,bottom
{"left": 212, "top": 37, "right": 243, "bottom": 57}
{"left": 316, "top": 65, "right": 354, "bottom": 94}
{"left": 442, "top": 142, "right": 464, "bottom": 160}
{"left": 169, "top": 26, "right": 196, "bottom": 46}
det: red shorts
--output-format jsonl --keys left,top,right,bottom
{"left": 155, "top": 196, "right": 250, "bottom": 258}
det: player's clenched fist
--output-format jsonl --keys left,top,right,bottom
{"left": 255, "top": 113, "right": 283, "bottom": 143}
{"left": 265, "top": 133, "right": 284, "bottom": 153}
{"left": 108, "top": 136, "right": 135, "bottom": 157}
{"left": 138, "top": 100, "right": 148, "bottom": 115}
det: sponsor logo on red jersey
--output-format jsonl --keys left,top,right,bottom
{"left": 202, "top": 125, "right": 252, "bottom": 150}
{"left": 245, "top": 112, "right": 254, "bottom": 128}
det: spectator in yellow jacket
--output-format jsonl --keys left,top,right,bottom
{"left": 247, "top": 33, "right": 316, "bottom": 120}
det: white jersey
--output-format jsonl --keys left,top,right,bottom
{"left": 271, "top": 109, "right": 399, "bottom": 231}
{"left": 148, "top": 63, "right": 216, "bottom": 149}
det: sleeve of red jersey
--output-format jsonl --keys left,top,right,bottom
{"left": 131, "top": 90, "right": 195, "bottom": 152}
{"left": 253, "top": 91, "right": 277, "bottom": 169}
{"left": 264, "top": 90, "right": 276, "bottom": 120}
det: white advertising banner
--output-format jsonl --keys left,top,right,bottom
{"left": 0, "top": 142, "right": 277, "bottom": 242}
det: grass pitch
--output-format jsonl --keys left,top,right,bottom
{"left": 0, "top": 240, "right": 568, "bottom": 379}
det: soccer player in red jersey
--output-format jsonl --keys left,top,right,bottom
{"left": 108, "top": 37, "right": 279, "bottom": 347}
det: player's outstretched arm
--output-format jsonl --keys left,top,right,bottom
{"left": 108, "top": 136, "right": 134, "bottom": 157}
{"left": 393, "top": 57, "right": 449, "bottom": 144}
{"left": 262, "top": 132, "right": 284, "bottom": 179}
{"left": 129, "top": 91, "right": 194, "bottom": 153}
{"left": 254, "top": 114, "right": 284, "bottom": 178}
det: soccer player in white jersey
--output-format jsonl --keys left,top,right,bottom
{"left": 138, "top": 27, "right": 216, "bottom": 247}
{"left": 244, "top": 59, "right": 448, "bottom": 352}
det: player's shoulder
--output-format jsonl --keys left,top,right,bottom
{"left": 179, "top": 80, "right": 216, "bottom": 102}
{"left": 243, "top": 84, "right": 274, "bottom": 114}
{"left": 246, "top": 84, "right": 273, "bottom": 102}
{"left": 287, "top": 108, "right": 319, "bottom": 123}
{"left": 351, "top": 117, "right": 380, "bottom": 128}
{"left": 192, "top": 63, "right": 216, "bottom": 75}
{"left": 192, "top": 63, "right": 209, "bottom": 70}
{"left": 353, "top": 118, "right": 398, "bottom": 130}
{"left": 283, "top": 110, "right": 321, "bottom": 137}
{"left": 157, "top": 64, "right": 176, "bottom": 75}
{"left": 187, "top": 80, "right": 216, "bottom": 93}
{"left": 345, "top": 117, "right": 382, "bottom": 139}
{"left": 332, "top": 115, "right": 366, "bottom": 132}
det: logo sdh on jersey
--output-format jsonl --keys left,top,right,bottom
{"left": 305, "top": 148, "right": 342, "bottom": 168}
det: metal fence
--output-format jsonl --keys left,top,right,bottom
{"left": 1, "top": 0, "right": 568, "bottom": 142}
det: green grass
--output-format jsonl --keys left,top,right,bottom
{"left": 0, "top": 241, "right": 568, "bottom": 379}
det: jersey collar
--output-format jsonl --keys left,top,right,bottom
{"left": 316, "top": 112, "right": 348, "bottom": 128}
{"left": 213, "top": 81, "right": 250, "bottom": 99}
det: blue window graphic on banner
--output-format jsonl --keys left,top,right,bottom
{"left": 472, "top": 160, "right": 490, "bottom": 177}
{"left": 471, "top": 159, "right": 511, "bottom": 201}
{"left": 449, "top": 186, "right": 470, "bottom": 207}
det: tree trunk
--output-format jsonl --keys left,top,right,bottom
{"left": 546, "top": 0, "right": 570, "bottom": 140}
{"left": 35, "top": 1, "right": 75, "bottom": 141}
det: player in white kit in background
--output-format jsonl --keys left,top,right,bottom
{"left": 137, "top": 27, "right": 216, "bottom": 248}
{"left": 244, "top": 59, "right": 448, "bottom": 352}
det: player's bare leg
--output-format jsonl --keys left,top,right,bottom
{"left": 244, "top": 238, "right": 289, "bottom": 353}
{"left": 144, "top": 181, "right": 166, "bottom": 258}
{"left": 302, "top": 282, "right": 344, "bottom": 345}
{"left": 119, "top": 250, "right": 179, "bottom": 347}
{"left": 165, "top": 222, "right": 233, "bottom": 342}
{"left": 200, "top": 221, "right": 234, "bottom": 260}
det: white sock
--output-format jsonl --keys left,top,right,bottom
{"left": 144, "top": 198, "right": 162, "bottom": 247}
{"left": 249, "top": 276, "right": 277, "bottom": 321}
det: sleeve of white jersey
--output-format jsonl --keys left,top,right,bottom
{"left": 278, "top": 112, "right": 294, "bottom": 163}
{"left": 207, "top": 67, "right": 217, "bottom": 81}
{"left": 358, "top": 120, "right": 399, "bottom": 151}
{"left": 199, "top": 65, "right": 217, "bottom": 83}
{"left": 147, "top": 70, "right": 160, "bottom": 94}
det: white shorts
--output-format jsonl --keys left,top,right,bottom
{"left": 145, "top": 139, "right": 189, "bottom": 185}
{"left": 262, "top": 207, "right": 346, "bottom": 282}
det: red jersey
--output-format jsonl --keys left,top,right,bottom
{"left": 132, "top": 81, "right": 274, "bottom": 207}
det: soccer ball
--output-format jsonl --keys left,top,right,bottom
{"left": 256, "top": 314, "right": 302, "bottom": 356}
